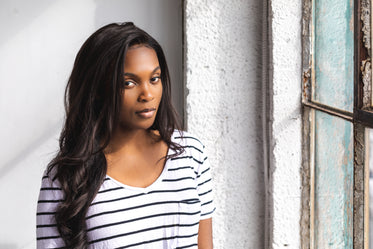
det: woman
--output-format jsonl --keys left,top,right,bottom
{"left": 36, "top": 22, "right": 214, "bottom": 248}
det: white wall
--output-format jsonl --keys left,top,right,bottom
{"left": 0, "top": 1, "right": 182, "bottom": 248}
{"left": 185, "top": 0, "right": 303, "bottom": 248}
{"left": 268, "top": 0, "right": 302, "bottom": 248}
{"left": 184, "top": 0, "right": 265, "bottom": 248}
{"left": 0, "top": 0, "right": 304, "bottom": 248}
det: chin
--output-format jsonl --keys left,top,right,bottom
{"left": 128, "top": 120, "right": 156, "bottom": 131}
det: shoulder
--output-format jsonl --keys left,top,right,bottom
{"left": 169, "top": 130, "right": 208, "bottom": 170}
{"left": 39, "top": 166, "right": 62, "bottom": 190}
{"left": 37, "top": 167, "right": 64, "bottom": 209}
{"left": 171, "top": 130, "right": 206, "bottom": 153}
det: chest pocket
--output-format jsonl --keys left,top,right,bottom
{"left": 175, "top": 198, "right": 201, "bottom": 248}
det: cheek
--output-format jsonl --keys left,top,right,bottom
{"left": 157, "top": 85, "right": 163, "bottom": 102}
{"left": 159, "top": 89, "right": 163, "bottom": 102}
{"left": 121, "top": 93, "right": 135, "bottom": 113}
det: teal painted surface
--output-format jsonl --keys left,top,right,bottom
{"left": 314, "top": 110, "right": 353, "bottom": 248}
{"left": 313, "top": 0, "right": 354, "bottom": 112}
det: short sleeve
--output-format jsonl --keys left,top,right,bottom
{"left": 196, "top": 147, "right": 215, "bottom": 220}
{"left": 36, "top": 170, "right": 65, "bottom": 249}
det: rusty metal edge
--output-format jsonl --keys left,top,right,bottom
{"left": 355, "top": 0, "right": 370, "bottom": 248}
{"left": 301, "top": 0, "right": 313, "bottom": 248}
{"left": 302, "top": 0, "right": 313, "bottom": 104}
{"left": 302, "top": 0, "right": 371, "bottom": 248}
{"left": 354, "top": 0, "right": 368, "bottom": 248}
{"left": 303, "top": 101, "right": 354, "bottom": 122}
{"left": 361, "top": 0, "right": 372, "bottom": 109}
{"left": 364, "top": 128, "right": 370, "bottom": 249}
{"left": 354, "top": 123, "right": 366, "bottom": 249}
{"left": 301, "top": 105, "right": 312, "bottom": 249}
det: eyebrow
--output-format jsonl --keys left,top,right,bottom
{"left": 123, "top": 66, "right": 161, "bottom": 78}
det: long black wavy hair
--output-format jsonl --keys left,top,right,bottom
{"left": 47, "top": 22, "right": 183, "bottom": 248}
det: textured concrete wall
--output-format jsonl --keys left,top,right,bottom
{"left": 184, "top": 0, "right": 265, "bottom": 248}
{"left": 268, "top": 0, "right": 302, "bottom": 248}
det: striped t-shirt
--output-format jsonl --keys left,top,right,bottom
{"left": 36, "top": 131, "right": 215, "bottom": 248}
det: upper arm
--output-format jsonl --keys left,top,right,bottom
{"left": 36, "top": 173, "right": 65, "bottom": 248}
{"left": 198, "top": 218, "right": 213, "bottom": 249}
{"left": 196, "top": 148, "right": 215, "bottom": 219}
{"left": 194, "top": 140, "right": 214, "bottom": 248}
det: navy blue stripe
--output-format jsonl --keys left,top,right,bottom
{"left": 98, "top": 187, "right": 124, "bottom": 194}
{"left": 86, "top": 199, "right": 199, "bottom": 220}
{"left": 91, "top": 192, "right": 145, "bottom": 206}
{"left": 176, "top": 243, "right": 198, "bottom": 249}
{"left": 182, "top": 145, "right": 203, "bottom": 153}
{"left": 168, "top": 166, "right": 193, "bottom": 171}
{"left": 37, "top": 235, "right": 61, "bottom": 241}
{"left": 37, "top": 223, "right": 58, "bottom": 228}
{"left": 40, "top": 187, "right": 62, "bottom": 191}
{"left": 201, "top": 200, "right": 213, "bottom": 206}
{"left": 198, "top": 189, "right": 212, "bottom": 197}
{"left": 150, "top": 187, "right": 197, "bottom": 193}
{"left": 90, "top": 223, "right": 199, "bottom": 244}
{"left": 37, "top": 212, "right": 56, "bottom": 216}
{"left": 174, "top": 136, "right": 202, "bottom": 144}
{"left": 162, "top": 177, "right": 195, "bottom": 182}
{"left": 87, "top": 211, "right": 200, "bottom": 232}
{"left": 38, "top": 199, "right": 63, "bottom": 203}
{"left": 201, "top": 207, "right": 216, "bottom": 217}
{"left": 114, "top": 233, "right": 199, "bottom": 249}
{"left": 92, "top": 188, "right": 196, "bottom": 206}
{"left": 171, "top": 156, "right": 204, "bottom": 164}
{"left": 198, "top": 178, "right": 211, "bottom": 187}
{"left": 200, "top": 167, "right": 210, "bottom": 175}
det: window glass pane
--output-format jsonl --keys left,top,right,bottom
{"left": 314, "top": 110, "right": 353, "bottom": 247}
{"left": 313, "top": 0, "right": 354, "bottom": 112}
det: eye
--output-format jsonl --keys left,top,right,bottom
{"left": 123, "top": 80, "right": 135, "bottom": 88}
{"left": 150, "top": 76, "right": 160, "bottom": 84}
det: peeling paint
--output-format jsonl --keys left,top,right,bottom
{"left": 301, "top": 107, "right": 312, "bottom": 249}
{"left": 303, "top": 0, "right": 372, "bottom": 248}
{"left": 313, "top": 0, "right": 354, "bottom": 112}
{"left": 301, "top": 1, "right": 313, "bottom": 248}
{"left": 353, "top": 124, "right": 365, "bottom": 249}
{"left": 361, "top": 0, "right": 371, "bottom": 53}
{"left": 314, "top": 111, "right": 354, "bottom": 248}
{"left": 302, "top": 0, "right": 312, "bottom": 95}
{"left": 303, "top": 69, "right": 311, "bottom": 101}
{"left": 311, "top": 1, "right": 355, "bottom": 246}
{"left": 361, "top": 59, "right": 372, "bottom": 108}
{"left": 301, "top": 0, "right": 312, "bottom": 106}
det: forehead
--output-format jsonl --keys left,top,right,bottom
{"left": 123, "top": 45, "right": 159, "bottom": 72}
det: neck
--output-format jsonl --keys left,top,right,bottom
{"left": 106, "top": 128, "right": 160, "bottom": 155}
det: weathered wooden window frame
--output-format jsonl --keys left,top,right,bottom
{"left": 301, "top": 0, "right": 373, "bottom": 248}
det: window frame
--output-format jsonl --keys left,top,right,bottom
{"left": 301, "top": 0, "right": 373, "bottom": 248}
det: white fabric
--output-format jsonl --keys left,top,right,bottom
{"left": 36, "top": 131, "right": 214, "bottom": 249}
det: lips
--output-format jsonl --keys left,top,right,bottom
{"left": 135, "top": 108, "right": 156, "bottom": 118}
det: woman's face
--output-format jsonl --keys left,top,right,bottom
{"left": 118, "top": 45, "right": 163, "bottom": 132}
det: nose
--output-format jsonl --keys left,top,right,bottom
{"left": 138, "top": 83, "right": 154, "bottom": 102}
